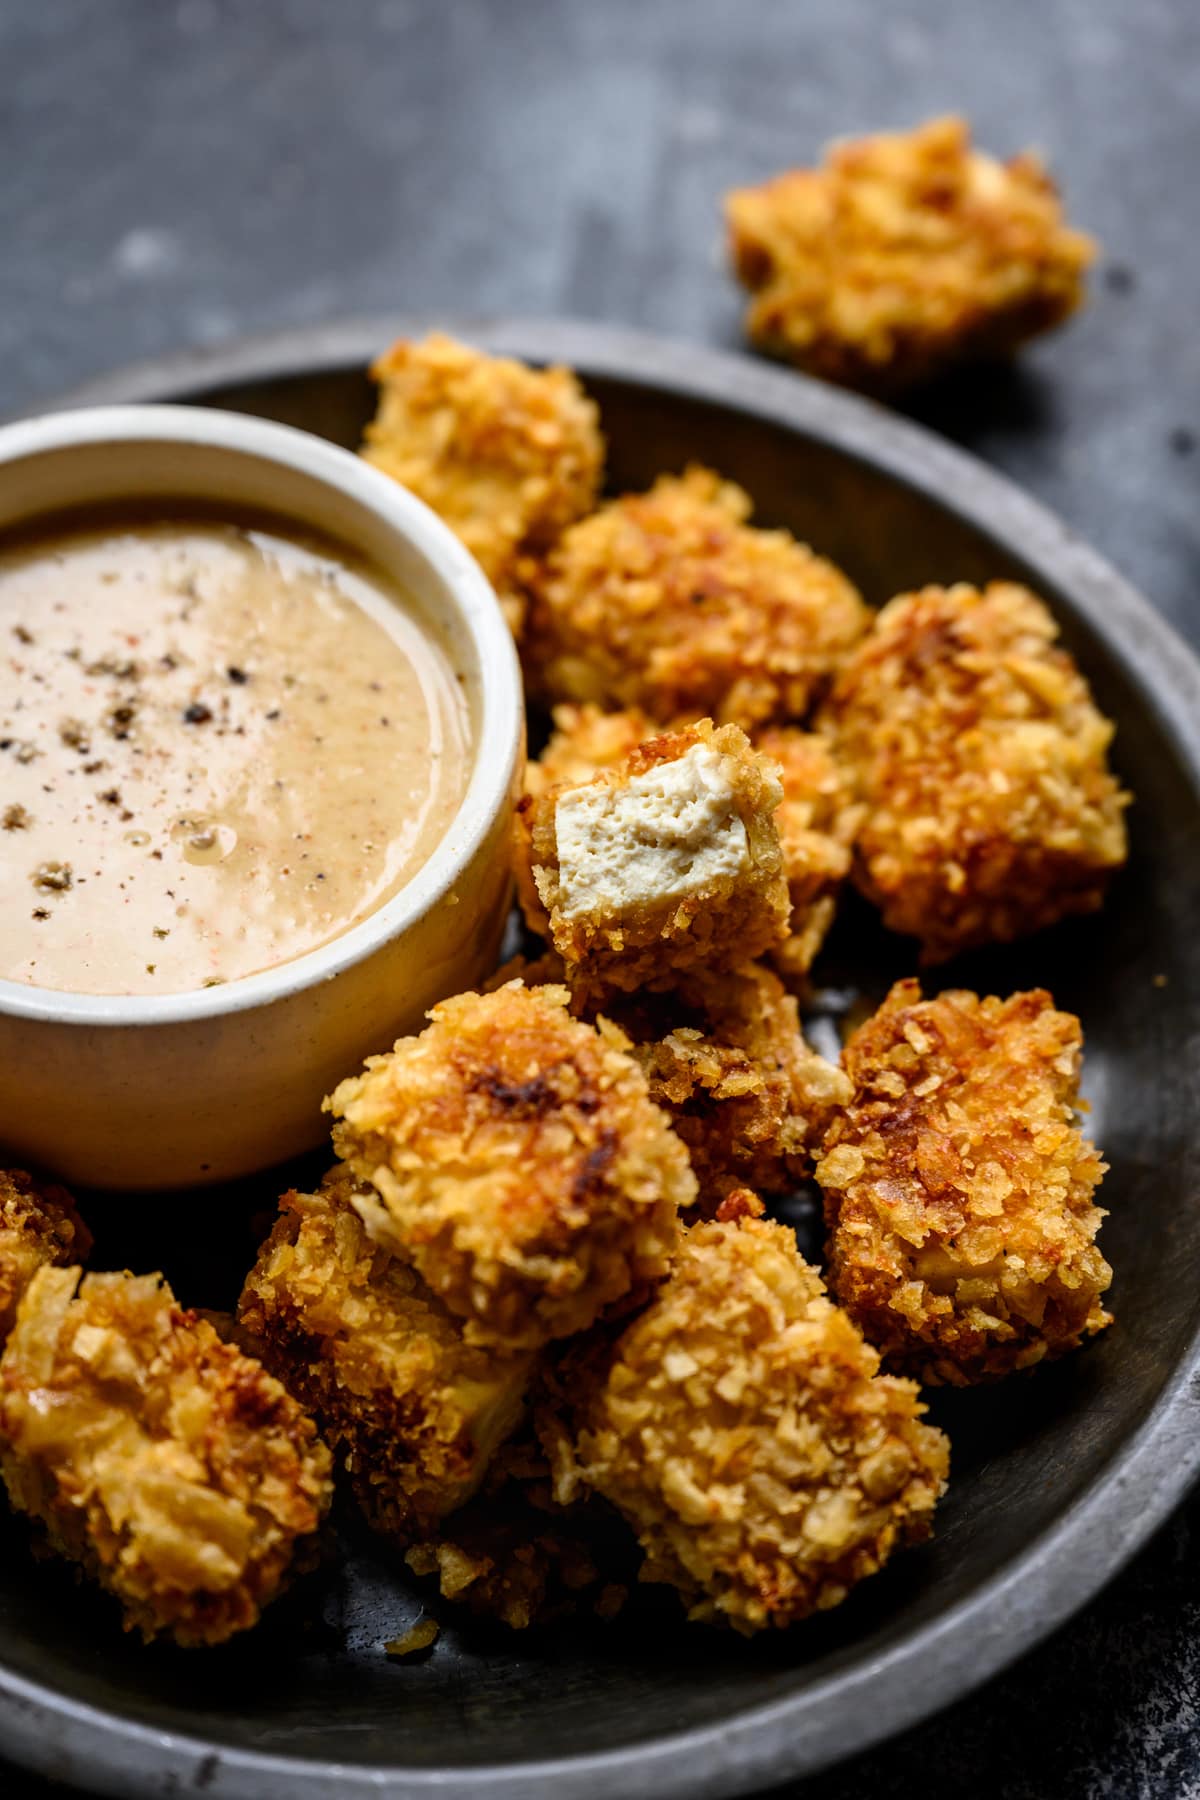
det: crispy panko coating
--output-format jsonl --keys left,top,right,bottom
{"left": 509, "top": 954, "right": 849, "bottom": 1200}
{"left": 0, "top": 1168, "right": 91, "bottom": 1343}
{"left": 361, "top": 332, "right": 604, "bottom": 633}
{"left": 523, "top": 707, "right": 859, "bottom": 985}
{"left": 820, "top": 581, "right": 1129, "bottom": 962}
{"left": 405, "top": 1434, "right": 627, "bottom": 1630}
{"left": 327, "top": 983, "right": 692, "bottom": 1350}
{"left": 726, "top": 115, "right": 1095, "bottom": 393}
{"left": 0, "top": 1266, "right": 332, "bottom": 1646}
{"left": 522, "top": 466, "right": 869, "bottom": 728}
{"left": 817, "top": 980, "right": 1112, "bottom": 1385}
{"left": 516, "top": 719, "right": 791, "bottom": 996}
{"left": 564, "top": 1196, "right": 948, "bottom": 1632}
{"left": 237, "top": 1168, "right": 533, "bottom": 1543}
{"left": 606, "top": 964, "right": 851, "bottom": 1198}
{"left": 523, "top": 702, "right": 659, "bottom": 800}
{"left": 755, "top": 725, "right": 862, "bottom": 983}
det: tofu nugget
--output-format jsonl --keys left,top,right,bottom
{"left": 568, "top": 1197, "right": 948, "bottom": 1632}
{"left": 522, "top": 466, "right": 868, "bottom": 727}
{"left": 524, "top": 707, "right": 859, "bottom": 984}
{"left": 327, "top": 983, "right": 692, "bottom": 1350}
{"left": 361, "top": 332, "right": 604, "bottom": 633}
{"left": 0, "top": 1266, "right": 332, "bottom": 1646}
{"left": 238, "top": 1169, "right": 532, "bottom": 1543}
{"left": 821, "top": 581, "right": 1128, "bottom": 962}
{"left": 516, "top": 719, "right": 791, "bottom": 995}
{"left": 727, "top": 115, "right": 1094, "bottom": 392}
{"left": 817, "top": 980, "right": 1112, "bottom": 1385}
{"left": 0, "top": 1167, "right": 91, "bottom": 1342}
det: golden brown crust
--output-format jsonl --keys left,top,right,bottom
{"left": 510, "top": 955, "right": 849, "bottom": 1200}
{"left": 522, "top": 466, "right": 868, "bottom": 727}
{"left": 0, "top": 1168, "right": 91, "bottom": 1343}
{"left": 0, "top": 1266, "right": 332, "bottom": 1646}
{"left": 820, "top": 581, "right": 1128, "bottom": 962}
{"left": 326, "top": 983, "right": 692, "bottom": 1350}
{"left": 817, "top": 979, "right": 1112, "bottom": 1385}
{"left": 522, "top": 708, "right": 859, "bottom": 986}
{"left": 754, "top": 725, "right": 862, "bottom": 983}
{"left": 237, "top": 1168, "right": 533, "bottom": 1543}
{"left": 567, "top": 1210, "right": 948, "bottom": 1632}
{"left": 727, "top": 115, "right": 1095, "bottom": 392}
{"left": 605, "top": 964, "right": 851, "bottom": 1199}
{"left": 361, "top": 332, "right": 604, "bottom": 633}
{"left": 517, "top": 719, "right": 791, "bottom": 996}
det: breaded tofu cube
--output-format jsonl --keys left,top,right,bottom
{"left": 327, "top": 983, "right": 692, "bottom": 1350}
{"left": 817, "top": 980, "right": 1112, "bottom": 1385}
{"left": 567, "top": 1196, "right": 948, "bottom": 1632}
{"left": 726, "top": 115, "right": 1094, "bottom": 392}
{"left": 361, "top": 332, "right": 604, "bottom": 633}
{"left": 516, "top": 719, "right": 791, "bottom": 995}
{"left": 820, "top": 581, "right": 1129, "bottom": 962}
{"left": 523, "top": 707, "right": 860, "bottom": 984}
{"left": 0, "top": 1168, "right": 91, "bottom": 1342}
{"left": 0, "top": 1266, "right": 332, "bottom": 1646}
{"left": 522, "top": 466, "right": 869, "bottom": 728}
{"left": 237, "top": 1168, "right": 532, "bottom": 1543}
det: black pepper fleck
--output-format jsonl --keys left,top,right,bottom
{"left": 32, "top": 861, "right": 73, "bottom": 892}
{"left": 226, "top": 666, "right": 248, "bottom": 684}
{"left": 183, "top": 702, "right": 213, "bottom": 725}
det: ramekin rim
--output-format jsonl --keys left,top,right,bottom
{"left": 0, "top": 403, "right": 523, "bottom": 1027}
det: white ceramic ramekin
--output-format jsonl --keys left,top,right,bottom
{"left": 0, "top": 405, "right": 523, "bottom": 1190}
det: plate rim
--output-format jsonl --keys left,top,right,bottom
{"left": 3, "top": 315, "right": 1199, "bottom": 1800}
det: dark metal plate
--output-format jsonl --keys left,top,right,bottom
{"left": 2, "top": 319, "right": 1199, "bottom": 1800}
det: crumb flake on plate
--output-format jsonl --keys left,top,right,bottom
{"left": 817, "top": 979, "right": 1112, "bottom": 1385}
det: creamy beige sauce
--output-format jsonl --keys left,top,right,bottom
{"left": 0, "top": 516, "right": 471, "bottom": 995}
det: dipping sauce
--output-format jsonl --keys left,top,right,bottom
{"left": 0, "top": 515, "right": 471, "bottom": 995}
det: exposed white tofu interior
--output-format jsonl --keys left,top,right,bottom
{"left": 551, "top": 743, "right": 749, "bottom": 921}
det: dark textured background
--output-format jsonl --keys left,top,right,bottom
{"left": 2, "top": 1, "right": 1198, "bottom": 1795}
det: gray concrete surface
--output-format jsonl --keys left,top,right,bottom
{"left": 1, "top": 1, "right": 1198, "bottom": 1795}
